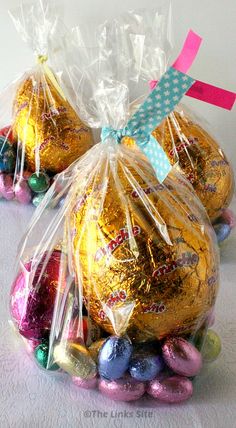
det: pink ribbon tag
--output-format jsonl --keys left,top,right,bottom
{"left": 172, "top": 30, "right": 202, "bottom": 74}
{"left": 149, "top": 30, "right": 202, "bottom": 90}
{"left": 187, "top": 80, "right": 236, "bottom": 111}
{"left": 150, "top": 30, "right": 236, "bottom": 111}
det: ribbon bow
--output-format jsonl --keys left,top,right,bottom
{"left": 102, "top": 67, "right": 195, "bottom": 183}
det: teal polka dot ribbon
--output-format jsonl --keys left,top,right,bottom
{"left": 102, "top": 67, "right": 195, "bottom": 183}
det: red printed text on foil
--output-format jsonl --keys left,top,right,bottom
{"left": 95, "top": 226, "right": 141, "bottom": 261}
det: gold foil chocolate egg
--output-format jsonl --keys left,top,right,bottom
{"left": 123, "top": 109, "right": 235, "bottom": 222}
{"left": 13, "top": 71, "right": 94, "bottom": 173}
{"left": 54, "top": 341, "right": 97, "bottom": 379}
{"left": 70, "top": 149, "right": 219, "bottom": 342}
{"left": 152, "top": 110, "right": 235, "bottom": 222}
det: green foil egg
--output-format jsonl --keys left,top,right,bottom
{"left": 201, "top": 330, "right": 222, "bottom": 363}
{"left": 34, "top": 342, "right": 59, "bottom": 371}
{"left": 28, "top": 172, "right": 50, "bottom": 193}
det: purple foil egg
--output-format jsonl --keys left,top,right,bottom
{"left": 221, "top": 209, "right": 236, "bottom": 229}
{"left": 162, "top": 337, "right": 202, "bottom": 377}
{"left": 99, "top": 375, "right": 145, "bottom": 402}
{"left": 147, "top": 375, "right": 193, "bottom": 403}
{"left": 0, "top": 173, "right": 15, "bottom": 200}
{"left": 73, "top": 375, "right": 98, "bottom": 390}
{"left": 98, "top": 336, "right": 133, "bottom": 380}
{"left": 15, "top": 180, "right": 32, "bottom": 204}
{"left": 129, "top": 354, "right": 164, "bottom": 381}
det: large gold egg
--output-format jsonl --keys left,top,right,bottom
{"left": 152, "top": 110, "right": 235, "bottom": 222}
{"left": 70, "top": 147, "right": 219, "bottom": 342}
{"left": 123, "top": 108, "right": 235, "bottom": 222}
{"left": 13, "top": 71, "right": 94, "bottom": 173}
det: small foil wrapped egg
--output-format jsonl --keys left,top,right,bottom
{"left": 99, "top": 375, "right": 146, "bottom": 402}
{"left": 147, "top": 374, "right": 193, "bottom": 403}
{"left": 0, "top": 136, "right": 16, "bottom": 173}
{"left": 13, "top": 72, "right": 94, "bottom": 173}
{"left": 10, "top": 250, "right": 65, "bottom": 340}
{"left": 54, "top": 341, "right": 97, "bottom": 379}
{"left": 123, "top": 108, "right": 235, "bottom": 222}
{"left": 129, "top": 353, "right": 164, "bottom": 381}
{"left": 162, "top": 337, "right": 202, "bottom": 377}
{"left": 98, "top": 336, "right": 133, "bottom": 380}
{"left": 70, "top": 147, "right": 219, "bottom": 342}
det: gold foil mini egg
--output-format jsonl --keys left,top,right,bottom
{"left": 54, "top": 341, "right": 97, "bottom": 379}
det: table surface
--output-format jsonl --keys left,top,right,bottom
{"left": 0, "top": 199, "right": 236, "bottom": 428}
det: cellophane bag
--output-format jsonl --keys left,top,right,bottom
{"left": 0, "top": 0, "right": 93, "bottom": 207}
{"left": 120, "top": 8, "right": 235, "bottom": 242}
{"left": 10, "top": 16, "right": 221, "bottom": 405}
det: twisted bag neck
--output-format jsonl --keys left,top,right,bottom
{"left": 101, "top": 67, "right": 195, "bottom": 183}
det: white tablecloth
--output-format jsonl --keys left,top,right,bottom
{"left": 0, "top": 200, "right": 236, "bottom": 428}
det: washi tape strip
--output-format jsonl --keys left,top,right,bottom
{"left": 187, "top": 80, "right": 236, "bottom": 111}
{"left": 172, "top": 30, "right": 202, "bottom": 74}
{"left": 149, "top": 30, "right": 236, "bottom": 111}
{"left": 125, "top": 67, "right": 195, "bottom": 182}
{"left": 149, "top": 29, "right": 202, "bottom": 91}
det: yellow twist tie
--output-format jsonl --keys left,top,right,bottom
{"left": 37, "top": 54, "right": 48, "bottom": 64}
{"left": 37, "top": 55, "right": 66, "bottom": 101}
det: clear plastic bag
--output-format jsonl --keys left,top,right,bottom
{"left": 10, "top": 16, "right": 221, "bottom": 404}
{"left": 0, "top": 0, "right": 94, "bottom": 206}
{"left": 120, "top": 8, "right": 235, "bottom": 229}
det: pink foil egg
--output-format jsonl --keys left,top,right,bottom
{"left": 99, "top": 375, "right": 145, "bottom": 402}
{"left": 73, "top": 375, "right": 98, "bottom": 390}
{"left": 162, "top": 337, "right": 202, "bottom": 377}
{"left": 147, "top": 375, "right": 193, "bottom": 403}
{"left": 10, "top": 263, "right": 31, "bottom": 326}
{"left": 15, "top": 180, "right": 32, "bottom": 204}
{"left": 10, "top": 251, "right": 65, "bottom": 340}
{"left": 0, "top": 173, "right": 15, "bottom": 200}
{"left": 221, "top": 209, "right": 236, "bottom": 229}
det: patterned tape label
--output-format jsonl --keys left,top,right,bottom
{"left": 125, "top": 67, "right": 195, "bottom": 182}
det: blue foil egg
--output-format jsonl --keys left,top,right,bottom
{"left": 0, "top": 137, "right": 16, "bottom": 173}
{"left": 129, "top": 354, "right": 164, "bottom": 381}
{"left": 214, "top": 223, "right": 231, "bottom": 243}
{"left": 98, "top": 336, "right": 133, "bottom": 380}
{"left": 58, "top": 196, "right": 66, "bottom": 208}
